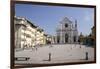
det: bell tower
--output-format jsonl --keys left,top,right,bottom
{"left": 74, "top": 19, "right": 78, "bottom": 43}
{"left": 75, "top": 19, "right": 77, "bottom": 30}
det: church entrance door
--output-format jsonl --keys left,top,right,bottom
{"left": 65, "top": 33, "right": 68, "bottom": 43}
{"left": 73, "top": 36, "right": 76, "bottom": 42}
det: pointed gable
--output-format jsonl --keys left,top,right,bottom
{"left": 61, "top": 17, "right": 72, "bottom": 24}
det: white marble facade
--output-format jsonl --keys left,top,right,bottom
{"left": 56, "top": 17, "right": 78, "bottom": 44}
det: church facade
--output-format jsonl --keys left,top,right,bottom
{"left": 55, "top": 17, "right": 78, "bottom": 44}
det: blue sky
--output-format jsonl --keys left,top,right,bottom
{"left": 15, "top": 4, "right": 94, "bottom": 36}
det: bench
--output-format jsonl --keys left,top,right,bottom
{"left": 15, "top": 57, "right": 30, "bottom": 61}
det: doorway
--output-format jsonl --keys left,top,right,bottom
{"left": 65, "top": 33, "right": 68, "bottom": 43}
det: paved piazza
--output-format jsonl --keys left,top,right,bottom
{"left": 15, "top": 44, "right": 94, "bottom": 64}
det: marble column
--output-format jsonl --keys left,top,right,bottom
{"left": 60, "top": 31, "right": 63, "bottom": 44}
{"left": 55, "top": 35, "right": 57, "bottom": 44}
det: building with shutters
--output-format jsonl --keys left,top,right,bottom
{"left": 14, "top": 16, "right": 47, "bottom": 49}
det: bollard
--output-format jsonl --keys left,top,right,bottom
{"left": 85, "top": 52, "right": 88, "bottom": 60}
{"left": 48, "top": 53, "right": 51, "bottom": 61}
{"left": 36, "top": 47, "right": 37, "bottom": 51}
{"left": 80, "top": 45, "right": 81, "bottom": 48}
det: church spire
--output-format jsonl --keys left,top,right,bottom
{"left": 75, "top": 19, "right": 77, "bottom": 30}
{"left": 75, "top": 19, "right": 77, "bottom": 28}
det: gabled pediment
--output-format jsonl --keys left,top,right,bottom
{"left": 61, "top": 17, "right": 72, "bottom": 24}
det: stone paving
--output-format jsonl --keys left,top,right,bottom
{"left": 15, "top": 44, "right": 94, "bottom": 64}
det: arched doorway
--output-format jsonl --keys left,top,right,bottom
{"left": 65, "top": 33, "right": 68, "bottom": 43}
{"left": 57, "top": 36, "right": 60, "bottom": 43}
{"left": 73, "top": 36, "right": 76, "bottom": 42}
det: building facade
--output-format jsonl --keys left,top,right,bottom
{"left": 55, "top": 17, "right": 78, "bottom": 44}
{"left": 15, "top": 16, "right": 79, "bottom": 49}
{"left": 14, "top": 16, "right": 47, "bottom": 49}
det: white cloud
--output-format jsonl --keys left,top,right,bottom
{"left": 84, "top": 11, "right": 94, "bottom": 21}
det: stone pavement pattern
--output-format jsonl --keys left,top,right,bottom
{"left": 15, "top": 44, "right": 94, "bottom": 64}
